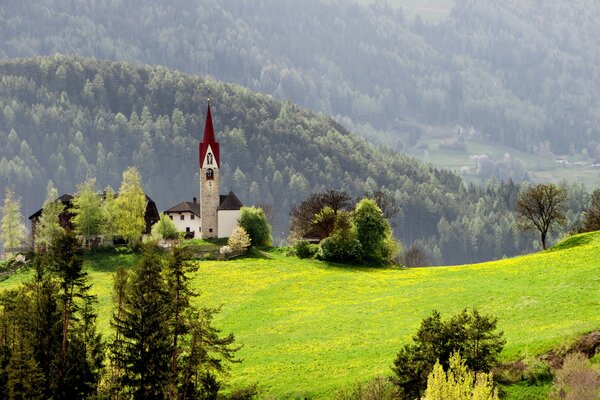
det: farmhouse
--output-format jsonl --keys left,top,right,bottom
{"left": 28, "top": 193, "right": 160, "bottom": 243}
{"left": 164, "top": 102, "right": 243, "bottom": 239}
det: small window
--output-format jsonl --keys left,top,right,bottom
{"left": 180, "top": 215, "right": 185, "bottom": 221}
{"left": 206, "top": 168, "right": 214, "bottom": 180}
{"left": 169, "top": 215, "right": 173, "bottom": 220}
{"left": 191, "top": 214, "right": 195, "bottom": 220}
{"left": 209, "top": 228, "right": 213, "bottom": 233}
{"left": 186, "top": 227, "right": 190, "bottom": 232}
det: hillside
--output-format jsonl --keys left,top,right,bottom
{"left": 3, "top": 55, "right": 576, "bottom": 265}
{"left": 2, "top": 232, "right": 599, "bottom": 398}
{"left": 2, "top": 0, "right": 600, "bottom": 170}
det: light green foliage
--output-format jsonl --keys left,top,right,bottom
{"left": 115, "top": 167, "right": 146, "bottom": 245}
{"left": 150, "top": 213, "right": 178, "bottom": 241}
{"left": 0, "top": 187, "right": 27, "bottom": 250}
{"left": 238, "top": 207, "right": 272, "bottom": 246}
{"left": 72, "top": 177, "right": 102, "bottom": 245}
{"left": 351, "top": 198, "right": 397, "bottom": 263}
{"left": 100, "top": 186, "right": 118, "bottom": 239}
{"left": 423, "top": 353, "right": 499, "bottom": 400}
{"left": 228, "top": 226, "right": 251, "bottom": 253}
{"left": 34, "top": 186, "right": 65, "bottom": 249}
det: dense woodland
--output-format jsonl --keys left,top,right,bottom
{"left": 2, "top": 0, "right": 600, "bottom": 155}
{"left": 0, "top": 57, "right": 592, "bottom": 264}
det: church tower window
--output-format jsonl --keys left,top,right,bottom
{"left": 206, "top": 168, "right": 214, "bottom": 180}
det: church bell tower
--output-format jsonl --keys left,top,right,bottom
{"left": 199, "top": 101, "right": 220, "bottom": 239}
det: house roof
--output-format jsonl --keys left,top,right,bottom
{"left": 218, "top": 191, "right": 243, "bottom": 211}
{"left": 199, "top": 101, "right": 220, "bottom": 168}
{"left": 28, "top": 194, "right": 74, "bottom": 220}
{"left": 164, "top": 201, "right": 201, "bottom": 217}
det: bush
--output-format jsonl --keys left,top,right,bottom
{"left": 294, "top": 240, "right": 318, "bottom": 259}
{"left": 550, "top": 352, "right": 600, "bottom": 400}
{"left": 238, "top": 207, "right": 272, "bottom": 246}
{"left": 336, "top": 376, "right": 398, "bottom": 400}
{"left": 228, "top": 226, "right": 251, "bottom": 253}
{"left": 318, "top": 235, "right": 363, "bottom": 262}
{"left": 403, "top": 245, "right": 430, "bottom": 267}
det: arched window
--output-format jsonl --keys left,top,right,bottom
{"left": 207, "top": 153, "right": 213, "bottom": 165}
{"left": 206, "top": 168, "right": 214, "bottom": 180}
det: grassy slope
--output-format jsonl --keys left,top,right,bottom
{"left": 2, "top": 233, "right": 599, "bottom": 398}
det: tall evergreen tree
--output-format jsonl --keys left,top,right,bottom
{"left": 111, "top": 246, "right": 172, "bottom": 400}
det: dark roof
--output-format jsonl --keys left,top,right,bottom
{"left": 218, "top": 191, "right": 243, "bottom": 211}
{"left": 165, "top": 201, "right": 201, "bottom": 216}
{"left": 28, "top": 194, "right": 74, "bottom": 220}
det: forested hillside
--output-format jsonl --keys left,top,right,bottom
{"left": 2, "top": 0, "right": 600, "bottom": 157}
{"left": 3, "top": 56, "right": 587, "bottom": 263}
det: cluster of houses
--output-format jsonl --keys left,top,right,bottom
{"left": 28, "top": 102, "right": 244, "bottom": 242}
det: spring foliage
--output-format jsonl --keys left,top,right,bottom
{"left": 0, "top": 187, "right": 27, "bottom": 250}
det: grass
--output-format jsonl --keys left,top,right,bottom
{"left": 1, "top": 232, "right": 600, "bottom": 398}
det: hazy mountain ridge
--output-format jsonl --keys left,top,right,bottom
{"left": 0, "top": 56, "right": 557, "bottom": 264}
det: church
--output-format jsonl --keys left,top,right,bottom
{"left": 164, "top": 102, "right": 243, "bottom": 239}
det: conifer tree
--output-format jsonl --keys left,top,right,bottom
{"left": 111, "top": 246, "right": 172, "bottom": 399}
{"left": 116, "top": 167, "right": 147, "bottom": 245}
{"left": 0, "top": 187, "right": 27, "bottom": 252}
{"left": 72, "top": 177, "right": 102, "bottom": 246}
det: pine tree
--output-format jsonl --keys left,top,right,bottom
{"left": 111, "top": 246, "right": 172, "bottom": 400}
{"left": 0, "top": 187, "right": 27, "bottom": 252}
{"left": 116, "top": 167, "right": 147, "bottom": 245}
{"left": 72, "top": 177, "right": 102, "bottom": 246}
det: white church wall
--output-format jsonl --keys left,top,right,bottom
{"left": 166, "top": 211, "right": 202, "bottom": 237}
{"left": 218, "top": 210, "right": 240, "bottom": 238}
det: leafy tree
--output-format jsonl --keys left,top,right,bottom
{"left": 100, "top": 186, "right": 119, "bottom": 241}
{"left": 423, "top": 352, "right": 499, "bottom": 400}
{"left": 516, "top": 183, "right": 568, "bottom": 249}
{"left": 403, "top": 244, "right": 430, "bottom": 267}
{"left": 582, "top": 189, "right": 600, "bottom": 232}
{"left": 72, "top": 177, "right": 102, "bottom": 246}
{"left": 391, "top": 309, "right": 505, "bottom": 399}
{"left": 239, "top": 207, "right": 272, "bottom": 246}
{"left": 34, "top": 186, "right": 65, "bottom": 250}
{"left": 228, "top": 226, "right": 251, "bottom": 253}
{"left": 151, "top": 213, "right": 179, "bottom": 241}
{"left": 0, "top": 187, "right": 27, "bottom": 252}
{"left": 116, "top": 166, "right": 147, "bottom": 245}
{"left": 290, "top": 190, "right": 353, "bottom": 240}
{"left": 352, "top": 198, "right": 394, "bottom": 262}
{"left": 365, "top": 190, "right": 401, "bottom": 225}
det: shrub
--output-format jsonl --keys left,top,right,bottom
{"left": 150, "top": 213, "right": 179, "bottom": 240}
{"left": 352, "top": 199, "right": 390, "bottom": 262}
{"left": 403, "top": 245, "right": 430, "bottom": 267}
{"left": 336, "top": 376, "right": 398, "bottom": 400}
{"left": 318, "top": 235, "right": 363, "bottom": 262}
{"left": 294, "top": 240, "right": 318, "bottom": 259}
{"left": 220, "top": 245, "right": 233, "bottom": 256}
{"left": 238, "top": 207, "right": 272, "bottom": 246}
{"left": 550, "top": 352, "right": 600, "bottom": 400}
{"left": 228, "top": 226, "right": 251, "bottom": 253}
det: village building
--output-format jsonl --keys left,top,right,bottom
{"left": 164, "top": 102, "right": 243, "bottom": 239}
{"left": 28, "top": 193, "right": 160, "bottom": 244}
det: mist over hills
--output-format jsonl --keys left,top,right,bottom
{"left": 2, "top": 0, "right": 600, "bottom": 158}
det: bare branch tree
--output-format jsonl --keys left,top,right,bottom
{"left": 365, "top": 190, "right": 401, "bottom": 225}
{"left": 516, "top": 183, "right": 567, "bottom": 249}
{"left": 582, "top": 189, "right": 600, "bottom": 232}
{"left": 289, "top": 190, "right": 353, "bottom": 239}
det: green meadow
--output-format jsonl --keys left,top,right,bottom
{"left": 2, "top": 232, "right": 600, "bottom": 398}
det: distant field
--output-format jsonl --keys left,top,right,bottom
{"left": 410, "top": 137, "right": 600, "bottom": 188}
{"left": 354, "top": 0, "right": 455, "bottom": 22}
{"left": 2, "top": 232, "right": 600, "bottom": 398}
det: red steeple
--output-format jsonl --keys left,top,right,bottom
{"left": 199, "top": 100, "right": 220, "bottom": 168}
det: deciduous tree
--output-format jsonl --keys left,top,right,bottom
{"left": 72, "top": 177, "right": 102, "bottom": 246}
{"left": 34, "top": 186, "right": 65, "bottom": 249}
{"left": 0, "top": 187, "right": 27, "bottom": 252}
{"left": 116, "top": 167, "right": 147, "bottom": 245}
{"left": 151, "top": 213, "right": 179, "bottom": 241}
{"left": 239, "top": 207, "right": 272, "bottom": 246}
{"left": 582, "top": 189, "right": 600, "bottom": 232}
{"left": 290, "top": 190, "right": 352, "bottom": 239}
{"left": 516, "top": 183, "right": 567, "bottom": 249}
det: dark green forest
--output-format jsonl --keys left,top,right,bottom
{"left": 0, "top": 57, "right": 590, "bottom": 264}
{"left": 2, "top": 0, "right": 600, "bottom": 155}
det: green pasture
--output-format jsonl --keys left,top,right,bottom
{"left": 1, "top": 232, "right": 599, "bottom": 398}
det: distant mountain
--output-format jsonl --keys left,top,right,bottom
{"left": 1, "top": 0, "right": 600, "bottom": 157}
{"left": 0, "top": 56, "right": 554, "bottom": 264}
